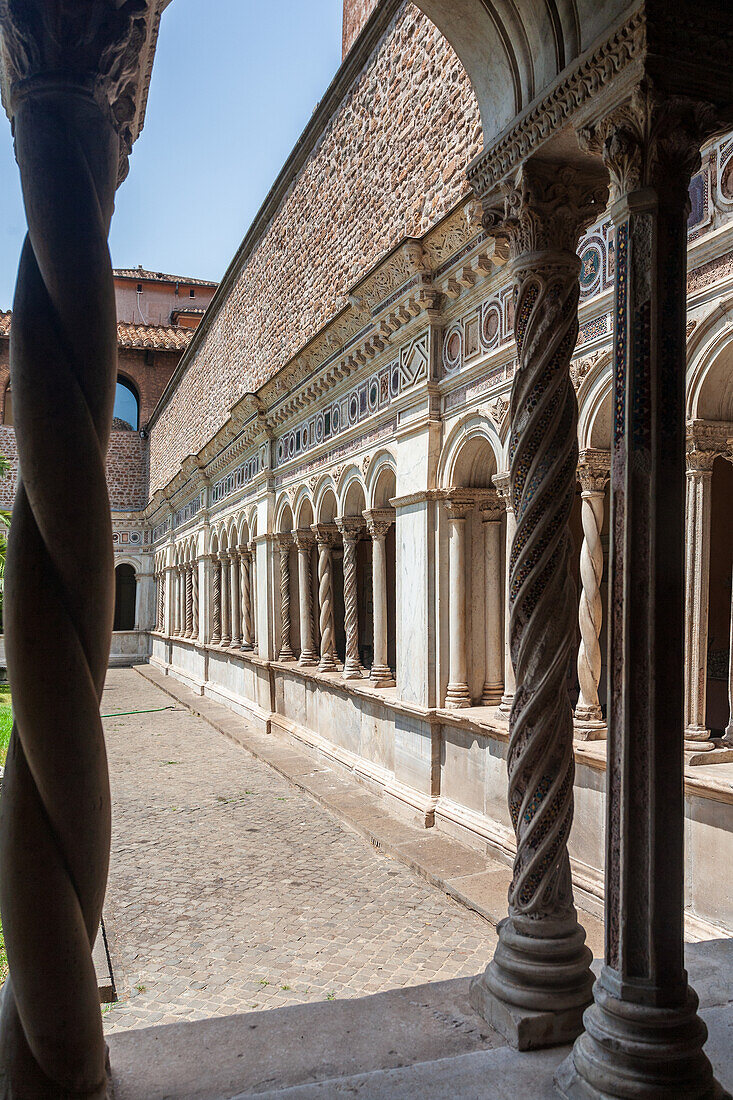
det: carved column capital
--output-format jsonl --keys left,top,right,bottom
{"left": 336, "top": 516, "right": 364, "bottom": 543}
{"left": 293, "top": 530, "right": 315, "bottom": 552}
{"left": 479, "top": 490, "right": 504, "bottom": 524}
{"left": 579, "top": 82, "right": 724, "bottom": 204}
{"left": 277, "top": 533, "right": 293, "bottom": 554}
{"left": 444, "top": 489, "right": 487, "bottom": 521}
{"left": 311, "top": 522, "right": 338, "bottom": 547}
{"left": 237, "top": 543, "right": 251, "bottom": 561}
{"left": 577, "top": 449, "right": 611, "bottom": 493}
{"left": 685, "top": 448, "right": 718, "bottom": 475}
{"left": 483, "top": 160, "right": 608, "bottom": 262}
{"left": 364, "top": 508, "right": 394, "bottom": 542}
{"left": 492, "top": 473, "right": 512, "bottom": 510}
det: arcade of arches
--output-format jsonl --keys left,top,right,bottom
{"left": 1, "top": 0, "right": 733, "bottom": 1097}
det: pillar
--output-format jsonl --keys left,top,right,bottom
{"left": 185, "top": 564, "right": 194, "bottom": 639}
{"left": 165, "top": 563, "right": 176, "bottom": 637}
{"left": 337, "top": 518, "right": 364, "bottom": 679}
{"left": 294, "top": 532, "right": 318, "bottom": 666}
{"left": 249, "top": 540, "right": 258, "bottom": 653}
{"left": 365, "top": 510, "right": 395, "bottom": 688}
{"left": 480, "top": 494, "right": 504, "bottom": 706}
{"left": 444, "top": 494, "right": 474, "bottom": 708}
{"left": 211, "top": 556, "right": 222, "bottom": 646}
{"left": 684, "top": 446, "right": 715, "bottom": 745}
{"left": 0, "top": 3, "right": 152, "bottom": 1091}
{"left": 493, "top": 473, "right": 516, "bottom": 715}
{"left": 557, "top": 90, "right": 723, "bottom": 1098}
{"left": 574, "top": 451, "right": 610, "bottom": 740}
{"left": 471, "top": 161, "right": 608, "bottom": 1050}
{"left": 278, "top": 535, "right": 295, "bottom": 661}
{"left": 239, "top": 545, "right": 253, "bottom": 650}
{"left": 191, "top": 560, "right": 199, "bottom": 642}
{"left": 313, "top": 525, "right": 338, "bottom": 672}
{"left": 219, "top": 551, "right": 231, "bottom": 647}
{"left": 230, "top": 551, "right": 242, "bottom": 648}
{"left": 726, "top": 569, "right": 733, "bottom": 742}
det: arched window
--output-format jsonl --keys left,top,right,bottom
{"left": 3, "top": 386, "right": 13, "bottom": 426}
{"left": 113, "top": 377, "right": 140, "bottom": 431}
{"left": 114, "top": 564, "right": 137, "bottom": 631}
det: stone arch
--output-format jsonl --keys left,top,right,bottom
{"left": 438, "top": 414, "right": 502, "bottom": 489}
{"left": 275, "top": 499, "right": 294, "bottom": 534}
{"left": 237, "top": 513, "right": 251, "bottom": 547}
{"left": 294, "top": 491, "right": 314, "bottom": 531}
{"left": 341, "top": 473, "right": 367, "bottom": 517}
{"left": 315, "top": 483, "right": 338, "bottom": 524}
{"left": 366, "top": 450, "right": 397, "bottom": 508}
{"left": 578, "top": 369, "right": 613, "bottom": 451}
{"left": 687, "top": 312, "right": 733, "bottom": 422}
{"left": 113, "top": 562, "right": 136, "bottom": 631}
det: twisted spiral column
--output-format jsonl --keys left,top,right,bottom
{"left": 278, "top": 536, "right": 295, "bottom": 661}
{"left": 230, "top": 551, "right": 242, "bottom": 647}
{"left": 192, "top": 561, "right": 199, "bottom": 642}
{"left": 294, "top": 533, "right": 318, "bottom": 666}
{"left": 313, "top": 526, "right": 338, "bottom": 672}
{"left": 574, "top": 452, "right": 609, "bottom": 739}
{"left": 0, "top": 3, "right": 153, "bottom": 1091}
{"left": 220, "top": 551, "right": 232, "bottom": 647}
{"left": 471, "top": 162, "right": 606, "bottom": 1050}
{"left": 185, "top": 565, "right": 194, "bottom": 639}
{"left": 337, "top": 518, "right": 364, "bottom": 679}
{"left": 211, "top": 557, "right": 222, "bottom": 646}
{"left": 239, "top": 546, "right": 253, "bottom": 650}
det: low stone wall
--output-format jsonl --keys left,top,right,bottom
{"left": 149, "top": 640, "right": 733, "bottom": 938}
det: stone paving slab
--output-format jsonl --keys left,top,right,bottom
{"left": 101, "top": 669, "right": 498, "bottom": 1035}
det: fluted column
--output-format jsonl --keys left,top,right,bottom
{"left": 337, "top": 518, "right": 364, "bottom": 679}
{"left": 684, "top": 446, "right": 716, "bottom": 746}
{"left": 365, "top": 510, "right": 395, "bottom": 688}
{"left": 471, "top": 162, "right": 607, "bottom": 1050}
{"left": 185, "top": 565, "right": 194, "bottom": 639}
{"left": 219, "top": 551, "right": 231, "bottom": 647}
{"left": 278, "top": 535, "right": 295, "bottom": 661}
{"left": 295, "top": 532, "right": 318, "bottom": 666}
{"left": 558, "top": 89, "right": 725, "bottom": 1099}
{"left": 493, "top": 473, "right": 516, "bottom": 715}
{"left": 191, "top": 560, "right": 199, "bottom": 642}
{"left": 239, "top": 545, "right": 253, "bottom": 650}
{"left": 0, "top": 3, "right": 153, "bottom": 1093}
{"left": 211, "top": 556, "right": 222, "bottom": 646}
{"left": 444, "top": 494, "right": 474, "bottom": 708}
{"left": 574, "top": 450, "right": 610, "bottom": 739}
{"left": 313, "top": 525, "right": 338, "bottom": 672}
{"left": 230, "top": 551, "right": 242, "bottom": 647}
{"left": 481, "top": 494, "right": 504, "bottom": 706}
{"left": 249, "top": 540, "right": 258, "bottom": 653}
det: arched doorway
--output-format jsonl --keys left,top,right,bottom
{"left": 114, "top": 564, "right": 137, "bottom": 631}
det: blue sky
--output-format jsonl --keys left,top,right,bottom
{"left": 0, "top": 0, "right": 344, "bottom": 310}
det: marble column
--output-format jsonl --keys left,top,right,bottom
{"left": 726, "top": 569, "right": 733, "bottom": 743}
{"left": 480, "top": 494, "right": 504, "bottom": 706}
{"left": 294, "top": 532, "right": 318, "bottom": 666}
{"left": 313, "top": 525, "right": 338, "bottom": 672}
{"left": 185, "top": 565, "right": 194, "bottom": 639}
{"left": 173, "top": 566, "right": 181, "bottom": 636}
{"left": 211, "top": 556, "right": 222, "bottom": 646}
{"left": 337, "top": 518, "right": 364, "bottom": 679}
{"left": 684, "top": 447, "right": 716, "bottom": 745}
{"left": 493, "top": 473, "right": 516, "bottom": 715}
{"left": 239, "top": 545, "right": 253, "bottom": 650}
{"left": 249, "top": 540, "right": 258, "bottom": 653}
{"left": 0, "top": 3, "right": 154, "bottom": 1091}
{"left": 444, "top": 494, "right": 474, "bottom": 708}
{"left": 191, "top": 561, "right": 199, "bottom": 642}
{"left": 220, "top": 551, "right": 231, "bottom": 647}
{"left": 365, "top": 510, "right": 395, "bottom": 688}
{"left": 471, "top": 162, "right": 608, "bottom": 1051}
{"left": 158, "top": 571, "right": 165, "bottom": 632}
{"left": 278, "top": 535, "right": 295, "bottom": 661}
{"left": 557, "top": 91, "right": 724, "bottom": 1098}
{"left": 574, "top": 450, "right": 610, "bottom": 739}
{"left": 230, "top": 551, "right": 242, "bottom": 648}
{"left": 165, "top": 564, "right": 176, "bottom": 637}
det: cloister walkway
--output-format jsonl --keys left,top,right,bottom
{"left": 101, "top": 668, "right": 497, "bottom": 1032}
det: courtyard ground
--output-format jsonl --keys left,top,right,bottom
{"left": 101, "top": 668, "right": 497, "bottom": 1033}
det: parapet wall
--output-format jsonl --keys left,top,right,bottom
{"left": 148, "top": 2, "right": 482, "bottom": 493}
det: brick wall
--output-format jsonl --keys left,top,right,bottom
{"left": 118, "top": 347, "right": 181, "bottom": 425}
{"left": 343, "top": 0, "right": 378, "bottom": 56}
{"left": 149, "top": 2, "right": 482, "bottom": 493}
{"left": 0, "top": 426, "right": 148, "bottom": 512}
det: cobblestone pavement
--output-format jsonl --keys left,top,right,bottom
{"left": 101, "top": 670, "right": 497, "bottom": 1033}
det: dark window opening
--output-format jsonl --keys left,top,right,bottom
{"left": 114, "top": 564, "right": 136, "bottom": 631}
{"left": 113, "top": 377, "right": 140, "bottom": 431}
{"left": 189, "top": 288, "right": 195, "bottom": 298}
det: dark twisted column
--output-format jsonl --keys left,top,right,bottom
{"left": 278, "top": 535, "right": 295, "bottom": 661}
{"left": 557, "top": 87, "right": 727, "bottom": 1100}
{"left": 313, "top": 525, "right": 338, "bottom": 672}
{"left": 0, "top": 3, "right": 151, "bottom": 1094}
{"left": 191, "top": 560, "right": 199, "bottom": 642}
{"left": 211, "top": 557, "right": 222, "bottom": 646}
{"left": 239, "top": 545, "right": 253, "bottom": 650}
{"left": 185, "top": 564, "right": 194, "bottom": 639}
{"left": 470, "top": 162, "right": 607, "bottom": 1051}
{"left": 337, "top": 518, "right": 364, "bottom": 679}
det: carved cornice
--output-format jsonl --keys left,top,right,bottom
{"left": 0, "top": 0, "right": 170, "bottom": 182}
{"left": 467, "top": 10, "right": 645, "bottom": 200}
{"left": 484, "top": 161, "right": 608, "bottom": 260}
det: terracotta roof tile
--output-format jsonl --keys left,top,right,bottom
{"left": 113, "top": 267, "right": 217, "bottom": 288}
{"left": 0, "top": 312, "right": 190, "bottom": 352}
{"left": 0, "top": 312, "right": 10, "bottom": 338}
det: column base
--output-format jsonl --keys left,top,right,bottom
{"left": 298, "top": 653, "right": 319, "bottom": 667}
{"left": 211, "top": 635, "right": 221, "bottom": 646}
{"left": 318, "top": 656, "right": 338, "bottom": 673}
{"left": 445, "top": 683, "right": 472, "bottom": 709}
{"left": 470, "top": 915, "right": 593, "bottom": 1051}
{"left": 685, "top": 724, "right": 711, "bottom": 742}
{"left": 278, "top": 652, "right": 296, "bottom": 662}
{"left": 343, "top": 663, "right": 363, "bottom": 680}
{"left": 481, "top": 682, "right": 503, "bottom": 706}
{"left": 685, "top": 738, "right": 733, "bottom": 766}
{"left": 573, "top": 715, "right": 607, "bottom": 741}
{"left": 370, "top": 665, "right": 395, "bottom": 689}
{"left": 241, "top": 642, "right": 254, "bottom": 652}
{"left": 555, "top": 972, "right": 728, "bottom": 1100}
{"left": 498, "top": 692, "right": 514, "bottom": 716}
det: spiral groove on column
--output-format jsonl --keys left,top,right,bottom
{"left": 185, "top": 565, "right": 194, "bottom": 638}
{"left": 574, "top": 457, "right": 609, "bottom": 732}
{"left": 240, "top": 548, "right": 253, "bottom": 648}
{"left": 338, "top": 520, "right": 363, "bottom": 679}
{"left": 212, "top": 558, "right": 222, "bottom": 645}
{"left": 278, "top": 538, "right": 294, "bottom": 660}
{"left": 315, "top": 528, "right": 337, "bottom": 671}
{"left": 0, "top": 3, "right": 153, "bottom": 1089}
{"left": 191, "top": 563, "right": 199, "bottom": 641}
